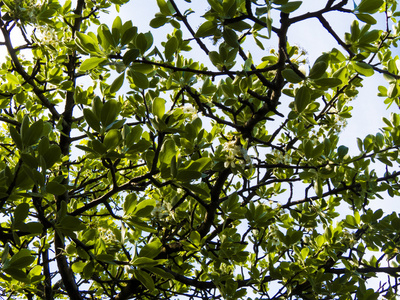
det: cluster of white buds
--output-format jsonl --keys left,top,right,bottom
{"left": 222, "top": 139, "right": 251, "bottom": 169}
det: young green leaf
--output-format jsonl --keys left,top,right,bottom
{"left": 152, "top": 97, "right": 166, "bottom": 119}
{"left": 80, "top": 57, "right": 106, "bottom": 72}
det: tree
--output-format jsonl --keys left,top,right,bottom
{"left": 1, "top": 0, "right": 400, "bottom": 298}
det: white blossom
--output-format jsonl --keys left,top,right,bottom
{"left": 273, "top": 150, "right": 292, "bottom": 164}
{"left": 181, "top": 104, "right": 198, "bottom": 121}
{"left": 223, "top": 139, "right": 251, "bottom": 169}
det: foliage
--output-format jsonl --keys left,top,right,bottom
{"left": 0, "top": 0, "right": 400, "bottom": 299}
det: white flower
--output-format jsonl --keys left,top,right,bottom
{"left": 152, "top": 204, "right": 169, "bottom": 219}
{"left": 223, "top": 139, "right": 251, "bottom": 169}
{"left": 273, "top": 150, "right": 292, "bottom": 164}
{"left": 299, "top": 65, "right": 307, "bottom": 76}
{"left": 181, "top": 104, "right": 198, "bottom": 121}
{"left": 223, "top": 140, "right": 241, "bottom": 155}
{"left": 224, "top": 153, "right": 236, "bottom": 168}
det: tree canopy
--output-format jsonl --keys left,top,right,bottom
{"left": 0, "top": 0, "right": 400, "bottom": 299}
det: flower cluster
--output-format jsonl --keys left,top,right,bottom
{"left": 325, "top": 108, "right": 348, "bottom": 133}
{"left": 151, "top": 204, "right": 170, "bottom": 219}
{"left": 99, "top": 228, "right": 118, "bottom": 244}
{"left": 35, "top": 27, "right": 59, "bottom": 48}
{"left": 272, "top": 150, "right": 292, "bottom": 165}
{"left": 181, "top": 104, "right": 198, "bottom": 121}
{"left": 222, "top": 139, "right": 251, "bottom": 169}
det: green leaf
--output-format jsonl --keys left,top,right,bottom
{"left": 295, "top": 86, "right": 311, "bottom": 113}
{"left": 157, "top": 0, "right": 173, "bottom": 16}
{"left": 20, "top": 153, "right": 38, "bottom": 169}
{"left": 207, "top": 0, "right": 223, "bottom": 13}
{"left": 139, "top": 237, "right": 162, "bottom": 258}
{"left": 308, "top": 61, "right": 327, "bottom": 79}
{"left": 7, "top": 73, "right": 19, "bottom": 85}
{"left": 133, "top": 199, "right": 156, "bottom": 217}
{"left": 150, "top": 16, "right": 169, "bottom": 28}
{"left": 23, "top": 120, "right": 43, "bottom": 147}
{"left": 356, "top": 0, "right": 383, "bottom": 13}
{"left": 83, "top": 109, "right": 101, "bottom": 132}
{"left": 135, "top": 33, "right": 148, "bottom": 55}
{"left": 96, "top": 254, "right": 115, "bottom": 262}
{"left": 43, "top": 145, "right": 61, "bottom": 169}
{"left": 132, "top": 257, "right": 161, "bottom": 267}
{"left": 82, "top": 261, "right": 94, "bottom": 279}
{"left": 355, "top": 13, "right": 377, "bottom": 24}
{"left": 152, "top": 97, "right": 166, "bottom": 119}
{"left": 165, "top": 36, "right": 178, "bottom": 59}
{"left": 176, "top": 170, "right": 202, "bottom": 182}
{"left": 47, "top": 181, "right": 66, "bottom": 195}
{"left": 80, "top": 57, "right": 106, "bottom": 72}
{"left": 6, "top": 249, "right": 34, "bottom": 269}
{"left": 279, "top": 1, "right": 302, "bottom": 13}
{"left": 99, "top": 24, "right": 116, "bottom": 48}
{"left": 92, "top": 96, "right": 103, "bottom": 116}
{"left": 9, "top": 126, "right": 23, "bottom": 150}
{"left": 123, "top": 48, "right": 140, "bottom": 66}
{"left": 71, "top": 261, "right": 86, "bottom": 273}
{"left": 345, "top": 215, "right": 358, "bottom": 229}
{"left": 101, "top": 100, "right": 121, "bottom": 128}
{"left": 3, "top": 267, "right": 29, "bottom": 282}
{"left": 314, "top": 177, "right": 323, "bottom": 198}
{"left": 130, "top": 70, "right": 149, "bottom": 89}
{"left": 337, "top": 145, "right": 349, "bottom": 158}
{"left": 112, "top": 16, "right": 122, "bottom": 43}
{"left": 352, "top": 61, "right": 374, "bottom": 77}
{"left": 313, "top": 77, "right": 342, "bottom": 88}
{"left": 223, "top": 28, "right": 239, "bottom": 47}
{"left": 110, "top": 73, "right": 125, "bottom": 94}
{"left": 388, "top": 83, "right": 399, "bottom": 98}
{"left": 146, "top": 266, "right": 174, "bottom": 279}
{"left": 186, "top": 157, "right": 212, "bottom": 172}
{"left": 104, "top": 129, "right": 121, "bottom": 149}
{"left": 282, "top": 69, "right": 304, "bottom": 83}
{"left": 13, "top": 203, "right": 29, "bottom": 225}
{"left": 75, "top": 32, "right": 99, "bottom": 54}
{"left": 121, "top": 25, "right": 137, "bottom": 46}
{"left": 128, "top": 217, "right": 157, "bottom": 233}
{"left": 208, "top": 51, "right": 222, "bottom": 67}
{"left": 133, "top": 269, "right": 155, "bottom": 291}
{"left": 195, "top": 21, "right": 218, "bottom": 38}
{"left": 160, "top": 139, "right": 176, "bottom": 164}
{"left": 59, "top": 216, "right": 83, "bottom": 231}
{"left": 25, "top": 222, "right": 44, "bottom": 234}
